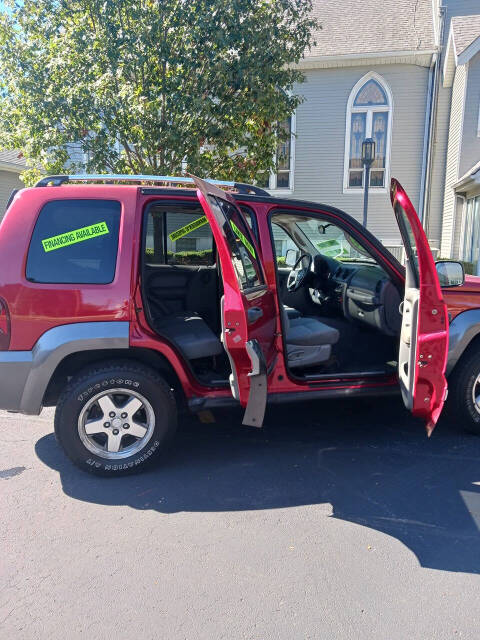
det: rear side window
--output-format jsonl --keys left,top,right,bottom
{"left": 144, "top": 203, "right": 214, "bottom": 266}
{"left": 26, "top": 199, "right": 121, "bottom": 284}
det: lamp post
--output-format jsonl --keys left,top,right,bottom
{"left": 361, "top": 137, "right": 376, "bottom": 228}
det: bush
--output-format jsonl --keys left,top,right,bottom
{"left": 145, "top": 248, "right": 213, "bottom": 265}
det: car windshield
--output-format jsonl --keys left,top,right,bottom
{"left": 295, "top": 219, "right": 376, "bottom": 262}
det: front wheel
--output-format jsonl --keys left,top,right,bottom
{"left": 448, "top": 345, "right": 480, "bottom": 435}
{"left": 54, "top": 361, "right": 177, "bottom": 476}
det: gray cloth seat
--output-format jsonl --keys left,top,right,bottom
{"left": 155, "top": 313, "right": 223, "bottom": 360}
{"left": 285, "top": 306, "right": 302, "bottom": 319}
{"left": 287, "top": 317, "right": 339, "bottom": 346}
{"left": 283, "top": 309, "right": 340, "bottom": 369}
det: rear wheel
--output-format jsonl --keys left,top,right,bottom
{"left": 448, "top": 345, "right": 480, "bottom": 435}
{"left": 54, "top": 361, "right": 177, "bottom": 476}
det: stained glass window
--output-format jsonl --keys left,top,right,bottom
{"left": 353, "top": 79, "right": 388, "bottom": 106}
{"left": 348, "top": 113, "right": 366, "bottom": 188}
{"left": 346, "top": 75, "right": 391, "bottom": 189}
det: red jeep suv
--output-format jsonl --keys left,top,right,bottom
{"left": 0, "top": 174, "right": 478, "bottom": 475}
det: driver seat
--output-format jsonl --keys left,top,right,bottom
{"left": 282, "top": 307, "right": 339, "bottom": 369}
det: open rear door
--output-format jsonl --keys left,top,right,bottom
{"left": 391, "top": 178, "right": 448, "bottom": 435}
{"left": 192, "top": 175, "right": 277, "bottom": 427}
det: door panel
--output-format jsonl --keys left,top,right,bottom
{"left": 398, "top": 287, "right": 419, "bottom": 408}
{"left": 391, "top": 179, "right": 448, "bottom": 434}
{"left": 192, "top": 176, "right": 277, "bottom": 427}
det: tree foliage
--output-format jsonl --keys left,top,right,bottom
{"left": 0, "top": 0, "right": 317, "bottom": 185}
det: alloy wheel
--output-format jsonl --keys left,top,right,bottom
{"left": 78, "top": 388, "right": 155, "bottom": 459}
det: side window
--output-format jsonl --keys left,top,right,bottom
{"left": 209, "top": 196, "right": 264, "bottom": 290}
{"left": 296, "top": 218, "right": 376, "bottom": 262}
{"left": 26, "top": 199, "right": 121, "bottom": 284}
{"left": 144, "top": 204, "right": 214, "bottom": 266}
{"left": 394, "top": 202, "right": 420, "bottom": 287}
{"left": 271, "top": 222, "right": 299, "bottom": 265}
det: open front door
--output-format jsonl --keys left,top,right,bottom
{"left": 192, "top": 175, "right": 277, "bottom": 427}
{"left": 391, "top": 179, "right": 448, "bottom": 435}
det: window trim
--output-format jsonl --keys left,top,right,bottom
{"left": 266, "top": 112, "right": 296, "bottom": 195}
{"left": 343, "top": 72, "right": 393, "bottom": 195}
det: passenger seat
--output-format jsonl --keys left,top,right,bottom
{"left": 154, "top": 313, "right": 224, "bottom": 360}
{"left": 282, "top": 308, "right": 339, "bottom": 369}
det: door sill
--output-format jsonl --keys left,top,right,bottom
{"left": 300, "top": 368, "right": 394, "bottom": 382}
{"left": 268, "top": 383, "right": 399, "bottom": 405}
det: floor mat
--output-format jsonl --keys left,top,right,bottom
{"left": 301, "top": 315, "right": 397, "bottom": 375}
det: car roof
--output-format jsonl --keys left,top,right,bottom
{"left": 26, "top": 182, "right": 338, "bottom": 214}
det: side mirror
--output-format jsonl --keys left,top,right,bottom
{"left": 435, "top": 260, "right": 465, "bottom": 287}
{"left": 317, "top": 222, "right": 332, "bottom": 235}
{"left": 285, "top": 248, "right": 298, "bottom": 268}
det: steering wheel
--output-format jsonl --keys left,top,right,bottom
{"left": 287, "top": 254, "right": 313, "bottom": 292}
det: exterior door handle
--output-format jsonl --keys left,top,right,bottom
{"left": 247, "top": 307, "right": 263, "bottom": 324}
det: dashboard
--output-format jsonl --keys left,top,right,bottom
{"left": 311, "top": 257, "right": 402, "bottom": 336}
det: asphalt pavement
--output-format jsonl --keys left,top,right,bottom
{"left": 1, "top": 396, "right": 480, "bottom": 639}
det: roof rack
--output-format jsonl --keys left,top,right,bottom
{"left": 34, "top": 174, "right": 270, "bottom": 196}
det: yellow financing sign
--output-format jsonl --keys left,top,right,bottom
{"left": 231, "top": 221, "right": 256, "bottom": 259}
{"left": 169, "top": 216, "right": 208, "bottom": 242}
{"left": 42, "top": 222, "right": 109, "bottom": 252}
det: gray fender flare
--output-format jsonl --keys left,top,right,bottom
{"left": 20, "top": 322, "right": 129, "bottom": 414}
{"left": 447, "top": 310, "right": 480, "bottom": 376}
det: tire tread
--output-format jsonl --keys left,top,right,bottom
{"left": 54, "top": 359, "right": 177, "bottom": 475}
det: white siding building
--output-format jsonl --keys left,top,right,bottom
{"left": 0, "top": 151, "right": 26, "bottom": 216}
{"left": 266, "top": 0, "right": 480, "bottom": 263}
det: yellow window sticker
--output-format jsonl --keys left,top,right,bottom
{"left": 169, "top": 216, "right": 208, "bottom": 242}
{"left": 42, "top": 221, "right": 109, "bottom": 252}
{"left": 230, "top": 221, "right": 256, "bottom": 259}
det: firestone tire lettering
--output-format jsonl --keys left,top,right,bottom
{"left": 55, "top": 362, "right": 177, "bottom": 477}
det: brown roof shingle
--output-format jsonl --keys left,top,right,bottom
{"left": 0, "top": 150, "right": 27, "bottom": 168}
{"left": 451, "top": 15, "right": 480, "bottom": 57}
{"left": 306, "top": 0, "right": 437, "bottom": 58}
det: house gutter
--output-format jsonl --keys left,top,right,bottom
{"left": 453, "top": 162, "right": 480, "bottom": 190}
{"left": 295, "top": 49, "right": 438, "bottom": 68}
{"left": 421, "top": 6, "right": 446, "bottom": 235}
{"left": 418, "top": 54, "right": 436, "bottom": 223}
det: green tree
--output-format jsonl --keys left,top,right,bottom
{"left": 0, "top": 0, "right": 317, "bottom": 185}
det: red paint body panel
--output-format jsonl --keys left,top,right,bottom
{"left": 442, "top": 275, "right": 480, "bottom": 320}
{"left": 0, "top": 185, "right": 138, "bottom": 350}
{"left": 391, "top": 179, "right": 449, "bottom": 431}
{"left": 194, "top": 179, "right": 277, "bottom": 408}
{"left": 0, "top": 181, "right": 476, "bottom": 410}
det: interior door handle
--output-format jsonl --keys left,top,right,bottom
{"left": 247, "top": 307, "right": 263, "bottom": 324}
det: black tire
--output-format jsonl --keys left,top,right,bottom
{"left": 54, "top": 361, "right": 177, "bottom": 476}
{"left": 448, "top": 345, "right": 480, "bottom": 435}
